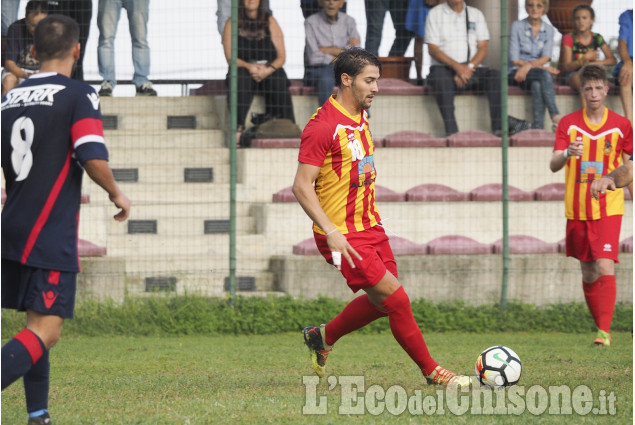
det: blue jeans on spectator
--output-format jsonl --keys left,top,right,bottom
{"left": 97, "top": 0, "right": 151, "bottom": 87}
{"left": 1, "top": 0, "right": 19, "bottom": 37}
{"left": 364, "top": 0, "right": 412, "bottom": 56}
{"left": 304, "top": 64, "right": 335, "bottom": 107}
{"left": 509, "top": 67, "right": 559, "bottom": 129}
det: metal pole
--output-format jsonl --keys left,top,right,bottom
{"left": 228, "top": 0, "right": 238, "bottom": 308}
{"left": 500, "top": 0, "right": 510, "bottom": 309}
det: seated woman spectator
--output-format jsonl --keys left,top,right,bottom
{"left": 509, "top": 0, "right": 561, "bottom": 130}
{"left": 559, "top": 4, "right": 616, "bottom": 108}
{"left": 222, "top": 0, "right": 295, "bottom": 139}
{"left": 2, "top": 0, "right": 47, "bottom": 96}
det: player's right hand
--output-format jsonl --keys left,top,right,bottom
{"left": 110, "top": 192, "right": 131, "bottom": 221}
{"left": 326, "top": 230, "right": 362, "bottom": 270}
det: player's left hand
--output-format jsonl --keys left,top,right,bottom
{"left": 591, "top": 176, "right": 616, "bottom": 200}
{"left": 110, "top": 192, "right": 131, "bottom": 221}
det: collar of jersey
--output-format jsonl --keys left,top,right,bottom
{"left": 29, "top": 72, "right": 57, "bottom": 79}
{"left": 583, "top": 107, "right": 608, "bottom": 131}
{"left": 329, "top": 96, "right": 362, "bottom": 123}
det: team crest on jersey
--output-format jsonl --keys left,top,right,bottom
{"left": 604, "top": 139, "right": 612, "bottom": 154}
{"left": 1, "top": 84, "right": 65, "bottom": 109}
{"left": 358, "top": 155, "right": 375, "bottom": 174}
{"left": 581, "top": 161, "right": 604, "bottom": 175}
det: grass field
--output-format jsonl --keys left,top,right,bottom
{"left": 1, "top": 331, "right": 632, "bottom": 424}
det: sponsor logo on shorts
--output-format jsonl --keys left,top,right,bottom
{"left": 42, "top": 290, "right": 58, "bottom": 309}
{"left": 603, "top": 244, "right": 612, "bottom": 252}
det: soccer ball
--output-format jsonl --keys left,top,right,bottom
{"left": 475, "top": 345, "right": 522, "bottom": 388}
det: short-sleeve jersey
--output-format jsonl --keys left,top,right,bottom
{"left": 5, "top": 18, "right": 39, "bottom": 71}
{"left": 1, "top": 73, "right": 109, "bottom": 271}
{"left": 562, "top": 32, "right": 606, "bottom": 62}
{"left": 298, "top": 96, "right": 381, "bottom": 235}
{"left": 425, "top": 3, "right": 489, "bottom": 66}
{"left": 554, "top": 108, "right": 633, "bottom": 221}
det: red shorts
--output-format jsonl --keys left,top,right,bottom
{"left": 565, "top": 215, "right": 622, "bottom": 263}
{"left": 1, "top": 259, "right": 77, "bottom": 318}
{"left": 315, "top": 225, "right": 397, "bottom": 293}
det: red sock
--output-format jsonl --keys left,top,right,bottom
{"left": 324, "top": 294, "right": 386, "bottom": 346}
{"left": 582, "top": 278, "right": 601, "bottom": 327}
{"left": 595, "top": 275, "right": 617, "bottom": 333}
{"left": 381, "top": 286, "right": 438, "bottom": 376}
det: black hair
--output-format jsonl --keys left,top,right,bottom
{"left": 333, "top": 48, "right": 382, "bottom": 88}
{"left": 33, "top": 14, "right": 79, "bottom": 62}
{"left": 238, "top": 0, "right": 271, "bottom": 33}
{"left": 25, "top": 0, "right": 48, "bottom": 16}
{"left": 572, "top": 4, "right": 595, "bottom": 20}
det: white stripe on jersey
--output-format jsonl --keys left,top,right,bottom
{"left": 74, "top": 135, "right": 106, "bottom": 149}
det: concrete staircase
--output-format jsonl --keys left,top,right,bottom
{"left": 80, "top": 96, "right": 277, "bottom": 300}
{"left": 76, "top": 92, "right": 632, "bottom": 304}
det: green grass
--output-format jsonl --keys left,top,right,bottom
{"left": 1, "top": 332, "right": 632, "bottom": 424}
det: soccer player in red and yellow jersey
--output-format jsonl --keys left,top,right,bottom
{"left": 293, "top": 48, "right": 468, "bottom": 386}
{"left": 551, "top": 65, "right": 633, "bottom": 346}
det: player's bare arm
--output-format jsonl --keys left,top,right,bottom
{"left": 550, "top": 141, "right": 584, "bottom": 172}
{"left": 590, "top": 156, "right": 632, "bottom": 199}
{"left": 292, "top": 162, "right": 361, "bottom": 269}
{"left": 83, "top": 159, "right": 131, "bottom": 221}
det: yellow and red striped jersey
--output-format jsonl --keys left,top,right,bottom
{"left": 554, "top": 107, "right": 633, "bottom": 220}
{"left": 298, "top": 96, "right": 381, "bottom": 235}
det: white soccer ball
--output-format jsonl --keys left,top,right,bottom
{"left": 475, "top": 345, "right": 522, "bottom": 388}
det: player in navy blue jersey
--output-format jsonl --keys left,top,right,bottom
{"left": 1, "top": 15, "right": 130, "bottom": 425}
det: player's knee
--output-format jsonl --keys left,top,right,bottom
{"left": 596, "top": 262, "right": 615, "bottom": 277}
{"left": 381, "top": 285, "right": 410, "bottom": 312}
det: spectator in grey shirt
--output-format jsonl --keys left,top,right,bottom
{"left": 304, "top": 0, "right": 360, "bottom": 106}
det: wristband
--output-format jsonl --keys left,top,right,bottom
{"left": 326, "top": 228, "right": 338, "bottom": 236}
{"left": 268, "top": 63, "right": 277, "bottom": 71}
{"left": 563, "top": 149, "right": 570, "bottom": 159}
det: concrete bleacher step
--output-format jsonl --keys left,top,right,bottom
{"left": 102, "top": 114, "right": 218, "bottom": 131}
{"left": 123, "top": 255, "right": 270, "bottom": 274}
{"left": 109, "top": 164, "right": 233, "bottom": 185}
{"left": 107, "top": 234, "right": 268, "bottom": 256}
{"left": 237, "top": 146, "right": 565, "bottom": 202}
{"left": 109, "top": 146, "right": 229, "bottom": 165}
{"left": 115, "top": 203, "right": 252, "bottom": 218}
{"left": 255, "top": 201, "right": 633, "bottom": 253}
{"left": 106, "top": 216, "right": 256, "bottom": 236}
{"left": 104, "top": 129, "right": 226, "bottom": 149}
{"left": 124, "top": 269, "right": 276, "bottom": 298}
{"left": 106, "top": 182, "right": 252, "bottom": 204}
{"left": 100, "top": 96, "right": 217, "bottom": 116}
{"left": 99, "top": 97, "right": 219, "bottom": 131}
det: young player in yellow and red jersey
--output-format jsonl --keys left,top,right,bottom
{"left": 551, "top": 64, "right": 633, "bottom": 347}
{"left": 293, "top": 48, "right": 469, "bottom": 386}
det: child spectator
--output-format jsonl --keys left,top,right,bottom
{"left": 304, "top": 0, "right": 360, "bottom": 106}
{"left": 614, "top": 9, "right": 632, "bottom": 124}
{"left": 559, "top": 4, "right": 616, "bottom": 108}
{"left": 222, "top": 0, "right": 295, "bottom": 138}
{"left": 1, "top": 0, "right": 48, "bottom": 96}
{"left": 509, "top": 0, "right": 561, "bottom": 131}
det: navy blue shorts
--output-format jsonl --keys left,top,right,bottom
{"left": 2, "top": 259, "right": 77, "bottom": 318}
